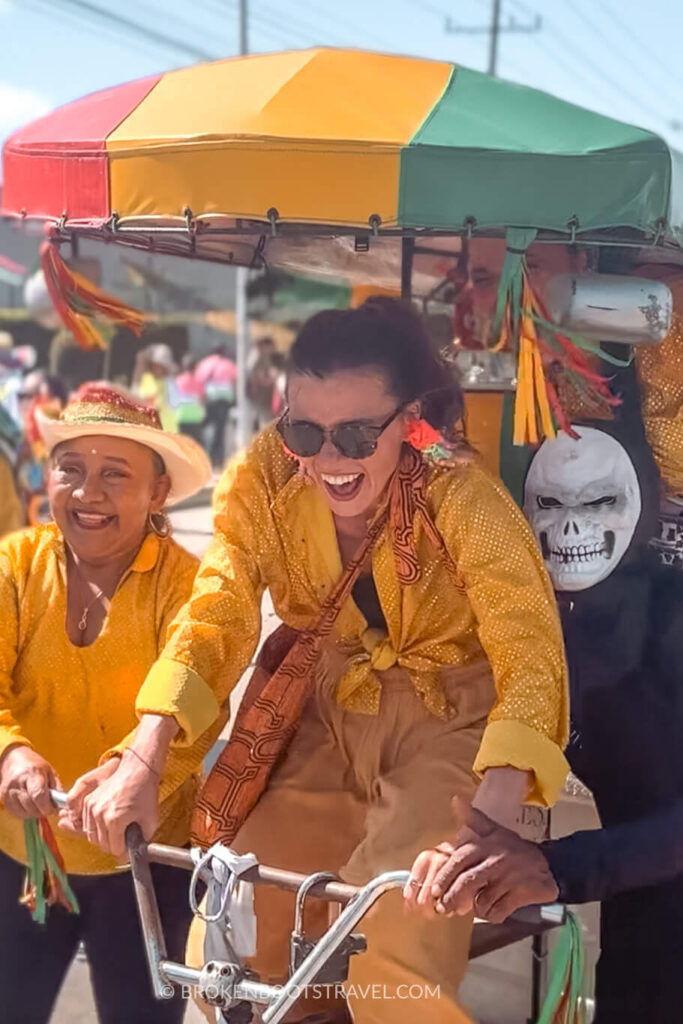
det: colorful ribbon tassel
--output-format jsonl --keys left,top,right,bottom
{"left": 40, "top": 233, "right": 145, "bottom": 351}
{"left": 537, "top": 911, "right": 588, "bottom": 1024}
{"left": 492, "top": 248, "right": 624, "bottom": 445}
{"left": 21, "top": 818, "right": 79, "bottom": 924}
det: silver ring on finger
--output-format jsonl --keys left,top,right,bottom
{"left": 408, "top": 878, "right": 423, "bottom": 890}
{"left": 472, "top": 887, "right": 487, "bottom": 914}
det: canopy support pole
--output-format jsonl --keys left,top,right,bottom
{"left": 401, "top": 237, "right": 414, "bottom": 300}
{"left": 235, "top": 0, "right": 251, "bottom": 451}
{"left": 235, "top": 265, "right": 251, "bottom": 449}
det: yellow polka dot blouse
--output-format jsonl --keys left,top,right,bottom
{"left": 636, "top": 281, "right": 683, "bottom": 497}
{"left": 0, "top": 525, "right": 224, "bottom": 874}
{"left": 138, "top": 427, "right": 569, "bottom": 806}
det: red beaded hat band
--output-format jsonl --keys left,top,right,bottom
{"left": 58, "top": 383, "right": 162, "bottom": 430}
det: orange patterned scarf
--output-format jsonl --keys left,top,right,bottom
{"left": 191, "top": 445, "right": 463, "bottom": 848}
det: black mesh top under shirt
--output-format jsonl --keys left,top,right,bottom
{"left": 351, "top": 575, "right": 387, "bottom": 631}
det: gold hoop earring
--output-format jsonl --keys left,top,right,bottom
{"left": 148, "top": 511, "right": 171, "bottom": 538}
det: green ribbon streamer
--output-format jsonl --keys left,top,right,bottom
{"left": 23, "top": 819, "right": 80, "bottom": 924}
{"left": 531, "top": 312, "right": 632, "bottom": 368}
{"left": 491, "top": 227, "right": 632, "bottom": 372}
{"left": 537, "top": 910, "right": 587, "bottom": 1024}
{"left": 23, "top": 819, "right": 46, "bottom": 924}
{"left": 491, "top": 227, "right": 538, "bottom": 344}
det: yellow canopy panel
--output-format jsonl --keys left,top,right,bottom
{"left": 106, "top": 48, "right": 452, "bottom": 225}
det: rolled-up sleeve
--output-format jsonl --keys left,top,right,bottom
{"left": 439, "top": 464, "right": 569, "bottom": 805}
{"left": 543, "top": 798, "right": 683, "bottom": 903}
{"left": 135, "top": 452, "right": 268, "bottom": 747}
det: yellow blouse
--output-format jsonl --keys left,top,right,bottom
{"left": 0, "top": 524, "right": 224, "bottom": 875}
{"left": 138, "top": 427, "right": 569, "bottom": 806}
{"left": 0, "top": 455, "right": 22, "bottom": 539}
{"left": 636, "top": 282, "right": 683, "bottom": 495}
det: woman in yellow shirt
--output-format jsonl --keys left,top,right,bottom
{"left": 0, "top": 384, "right": 211, "bottom": 1024}
{"left": 85, "top": 299, "right": 568, "bottom": 1024}
{"left": 0, "top": 452, "right": 22, "bottom": 538}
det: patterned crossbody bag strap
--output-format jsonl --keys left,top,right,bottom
{"left": 190, "top": 486, "right": 392, "bottom": 847}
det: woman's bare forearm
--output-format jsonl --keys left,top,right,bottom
{"left": 472, "top": 766, "right": 532, "bottom": 830}
{"left": 128, "top": 713, "right": 179, "bottom": 776}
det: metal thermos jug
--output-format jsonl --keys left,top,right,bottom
{"left": 544, "top": 273, "right": 673, "bottom": 345}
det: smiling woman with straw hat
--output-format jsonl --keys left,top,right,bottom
{"left": 0, "top": 383, "right": 211, "bottom": 1024}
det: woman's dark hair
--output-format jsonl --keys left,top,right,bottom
{"left": 288, "top": 297, "right": 465, "bottom": 440}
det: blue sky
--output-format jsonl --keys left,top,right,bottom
{"left": 1, "top": 0, "right": 682, "bottom": 155}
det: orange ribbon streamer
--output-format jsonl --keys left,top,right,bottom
{"left": 40, "top": 232, "right": 146, "bottom": 350}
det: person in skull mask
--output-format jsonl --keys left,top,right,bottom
{"left": 419, "top": 415, "right": 683, "bottom": 1023}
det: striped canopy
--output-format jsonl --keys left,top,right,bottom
{"left": 3, "top": 47, "right": 683, "bottom": 252}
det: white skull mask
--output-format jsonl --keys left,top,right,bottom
{"left": 524, "top": 426, "right": 641, "bottom": 591}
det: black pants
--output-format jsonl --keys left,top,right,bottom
{"left": 0, "top": 849, "right": 193, "bottom": 1024}
{"left": 593, "top": 888, "right": 683, "bottom": 1024}
{"left": 205, "top": 399, "right": 232, "bottom": 469}
{"left": 179, "top": 421, "right": 205, "bottom": 446}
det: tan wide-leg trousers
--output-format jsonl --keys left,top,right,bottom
{"left": 189, "top": 652, "right": 494, "bottom": 1024}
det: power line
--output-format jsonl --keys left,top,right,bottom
{"left": 193, "top": 0, "right": 236, "bottom": 17}
{"left": 403, "top": 0, "right": 451, "bottom": 16}
{"left": 596, "top": 0, "right": 683, "bottom": 93}
{"left": 502, "top": 0, "right": 536, "bottom": 16}
{"left": 504, "top": 0, "right": 672, "bottom": 129}
{"left": 506, "top": 0, "right": 679, "bottom": 130}
{"left": 257, "top": 0, "right": 352, "bottom": 46}
{"left": 133, "top": 0, "right": 218, "bottom": 51}
{"left": 290, "top": 0, "right": 386, "bottom": 48}
{"left": 257, "top": 1, "right": 348, "bottom": 46}
{"left": 566, "top": 0, "right": 667, "bottom": 107}
{"left": 197, "top": 0, "right": 339, "bottom": 48}
{"left": 248, "top": 22, "right": 291, "bottom": 46}
{"left": 22, "top": 0, "right": 191, "bottom": 63}
{"left": 562, "top": 0, "right": 667, "bottom": 124}
{"left": 249, "top": 10, "right": 311, "bottom": 47}
{"left": 39, "top": 0, "right": 307, "bottom": 66}
{"left": 50, "top": 0, "right": 216, "bottom": 61}
{"left": 197, "top": 0, "right": 314, "bottom": 48}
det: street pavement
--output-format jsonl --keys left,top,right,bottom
{"left": 51, "top": 496, "right": 599, "bottom": 1023}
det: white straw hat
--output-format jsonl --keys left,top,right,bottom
{"left": 37, "top": 383, "right": 211, "bottom": 505}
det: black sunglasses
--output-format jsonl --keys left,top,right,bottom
{"left": 277, "top": 407, "right": 402, "bottom": 460}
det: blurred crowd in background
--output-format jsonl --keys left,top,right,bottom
{"left": 0, "top": 327, "right": 286, "bottom": 537}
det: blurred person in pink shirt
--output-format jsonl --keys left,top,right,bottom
{"left": 173, "top": 355, "right": 206, "bottom": 446}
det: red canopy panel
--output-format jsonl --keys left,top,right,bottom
{"left": 1, "top": 75, "right": 161, "bottom": 224}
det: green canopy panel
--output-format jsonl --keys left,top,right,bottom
{"left": 399, "top": 67, "right": 680, "bottom": 244}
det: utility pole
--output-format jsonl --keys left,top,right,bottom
{"left": 239, "top": 0, "right": 248, "bottom": 59}
{"left": 235, "top": 0, "right": 250, "bottom": 450}
{"left": 445, "top": 0, "right": 541, "bottom": 78}
{"left": 488, "top": 0, "right": 501, "bottom": 77}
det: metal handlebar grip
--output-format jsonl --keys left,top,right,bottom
{"left": 49, "top": 788, "right": 67, "bottom": 811}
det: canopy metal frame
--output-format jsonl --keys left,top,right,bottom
{"left": 25, "top": 211, "right": 682, "bottom": 304}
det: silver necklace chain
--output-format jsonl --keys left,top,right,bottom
{"left": 68, "top": 552, "right": 107, "bottom": 632}
{"left": 77, "top": 585, "right": 105, "bottom": 632}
